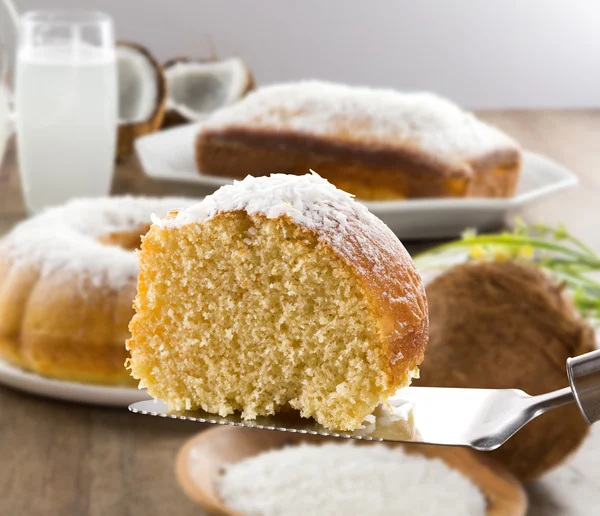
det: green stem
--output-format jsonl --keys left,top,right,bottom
{"left": 548, "top": 264, "right": 600, "bottom": 290}
{"left": 416, "top": 235, "right": 600, "bottom": 268}
{"left": 564, "top": 234, "right": 596, "bottom": 258}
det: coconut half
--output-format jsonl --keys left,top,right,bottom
{"left": 163, "top": 57, "right": 253, "bottom": 127}
{"left": 117, "top": 42, "right": 166, "bottom": 160}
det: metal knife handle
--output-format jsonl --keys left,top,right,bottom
{"left": 567, "top": 349, "right": 600, "bottom": 424}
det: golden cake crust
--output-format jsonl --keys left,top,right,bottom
{"left": 310, "top": 209, "right": 428, "bottom": 388}
{"left": 0, "top": 240, "right": 137, "bottom": 385}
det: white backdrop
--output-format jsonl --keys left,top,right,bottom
{"left": 12, "top": 0, "right": 600, "bottom": 108}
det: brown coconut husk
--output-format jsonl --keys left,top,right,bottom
{"left": 161, "top": 56, "right": 254, "bottom": 129}
{"left": 419, "top": 260, "right": 595, "bottom": 482}
{"left": 116, "top": 42, "right": 167, "bottom": 161}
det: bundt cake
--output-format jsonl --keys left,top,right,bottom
{"left": 0, "top": 196, "right": 192, "bottom": 385}
{"left": 195, "top": 81, "right": 522, "bottom": 201}
{"left": 127, "top": 173, "right": 428, "bottom": 431}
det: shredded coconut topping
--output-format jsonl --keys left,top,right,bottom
{"left": 157, "top": 172, "right": 371, "bottom": 230}
{"left": 214, "top": 442, "right": 486, "bottom": 516}
{"left": 0, "top": 196, "right": 194, "bottom": 290}
{"left": 202, "top": 80, "right": 519, "bottom": 166}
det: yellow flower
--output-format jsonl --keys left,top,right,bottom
{"left": 518, "top": 245, "right": 534, "bottom": 259}
{"left": 493, "top": 248, "right": 511, "bottom": 262}
{"left": 469, "top": 245, "right": 486, "bottom": 260}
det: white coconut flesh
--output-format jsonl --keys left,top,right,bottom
{"left": 118, "top": 45, "right": 159, "bottom": 124}
{"left": 165, "top": 57, "right": 249, "bottom": 121}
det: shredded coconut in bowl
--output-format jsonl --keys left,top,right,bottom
{"left": 215, "top": 442, "right": 486, "bottom": 516}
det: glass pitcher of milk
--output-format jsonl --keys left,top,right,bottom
{"left": 15, "top": 10, "right": 117, "bottom": 214}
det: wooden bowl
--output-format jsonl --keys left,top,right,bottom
{"left": 175, "top": 426, "right": 527, "bottom": 516}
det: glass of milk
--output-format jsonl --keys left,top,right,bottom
{"left": 15, "top": 10, "right": 117, "bottom": 214}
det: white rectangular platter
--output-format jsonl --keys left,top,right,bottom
{"left": 136, "top": 123, "right": 577, "bottom": 240}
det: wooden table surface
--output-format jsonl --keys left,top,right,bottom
{"left": 1, "top": 110, "right": 600, "bottom": 515}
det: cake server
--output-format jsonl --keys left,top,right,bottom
{"left": 129, "top": 349, "right": 600, "bottom": 451}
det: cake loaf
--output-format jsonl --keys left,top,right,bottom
{"left": 195, "top": 81, "right": 522, "bottom": 201}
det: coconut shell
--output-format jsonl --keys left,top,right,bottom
{"left": 161, "top": 57, "right": 254, "bottom": 128}
{"left": 161, "top": 57, "right": 194, "bottom": 128}
{"left": 116, "top": 42, "right": 167, "bottom": 161}
{"left": 419, "top": 260, "right": 595, "bottom": 482}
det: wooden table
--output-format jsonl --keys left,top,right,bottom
{"left": 1, "top": 111, "right": 599, "bottom": 515}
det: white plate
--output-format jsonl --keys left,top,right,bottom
{"left": 0, "top": 359, "right": 150, "bottom": 407}
{"left": 136, "top": 123, "right": 578, "bottom": 239}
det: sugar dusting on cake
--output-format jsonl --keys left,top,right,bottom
{"left": 201, "top": 80, "right": 519, "bottom": 166}
{"left": 213, "top": 441, "right": 486, "bottom": 516}
{"left": 0, "top": 196, "right": 194, "bottom": 289}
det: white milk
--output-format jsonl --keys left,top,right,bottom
{"left": 16, "top": 45, "right": 117, "bottom": 213}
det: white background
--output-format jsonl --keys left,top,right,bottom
{"left": 11, "top": 0, "right": 600, "bottom": 108}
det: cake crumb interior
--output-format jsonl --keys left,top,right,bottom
{"left": 127, "top": 211, "right": 390, "bottom": 430}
